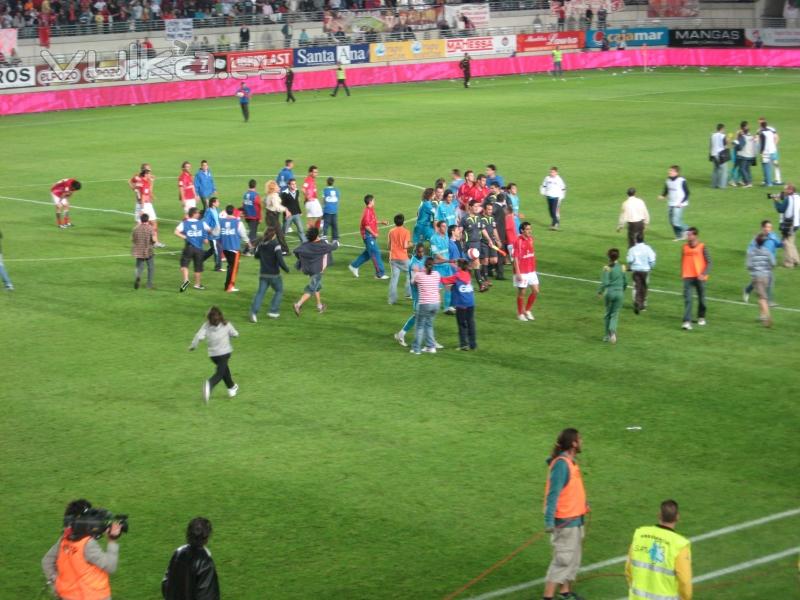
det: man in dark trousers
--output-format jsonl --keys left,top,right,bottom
{"left": 236, "top": 81, "right": 250, "bottom": 122}
{"left": 459, "top": 53, "right": 471, "bottom": 88}
{"left": 330, "top": 62, "right": 350, "bottom": 97}
{"left": 285, "top": 66, "right": 296, "bottom": 103}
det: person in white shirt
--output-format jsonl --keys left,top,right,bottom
{"left": 658, "top": 165, "right": 690, "bottom": 241}
{"left": 616, "top": 187, "right": 650, "bottom": 248}
{"left": 626, "top": 233, "right": 656, "bottom": 314}
{"left": 709, "top": 123, "right": 728, "bottom": 189}
{"left": 540, "top": 166, "right": 566, "bottom": 230}
{"left": 189, "top": 306, "right": 240, "bottom": 403}
{"left": 758, "top": 118, "right": 782, "bottom": 186}
{"left": 732, "top": 120, "right": 756, "bottom": 187}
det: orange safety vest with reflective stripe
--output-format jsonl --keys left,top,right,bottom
{"left": 543, "top": 455, "right": 588, "bottom": 519}
{"left": 681, "top": 242, "right": 707, "bottom": 279}
{"left": 55, "top": 536, "right": 111, "bottom": 600}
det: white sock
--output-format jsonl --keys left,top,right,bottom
{"left": 774, "top": 166, "right": 782, "bottom": 182}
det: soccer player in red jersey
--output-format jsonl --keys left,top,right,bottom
{"left": 302, "top": 165, "right": 322, "bottom": 230}
{"left": 178, "top": 161, "right": 197, "bottom": 215}
{"left": 457, "top": 169, "right": 477, "bottom": 215}
{"left": 51, "top": 178, "right": 81, "bottom": 228}
{"left": 474, "top": 174, "right": 490, "bottom": 203}
{"left": 513, "top": 222, "right": 540, "bottom": 321}
{"left": 135, "top": 164, "right": 166, "bottom": 248}
{"left": 129, "top": 163, "right": 148, "bottom": 223}
{"left": 504, "top": 204, "right": 518, "bottom": 258}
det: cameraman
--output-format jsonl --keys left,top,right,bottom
{"left": 162, "top": 517, "right": 220, "bottom": 600}
{"left": 42, "top": 499, "right": 122, "bottom": 600}
{"left": 773, "top": 184, "right": 800, "bottom": 268}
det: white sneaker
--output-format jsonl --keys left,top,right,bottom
{"left": 154, "top": 242, "right": 167, "bottom": 248}
{"left": 742, "top": 289, "right": 750, "bottom": 303}
{"left": 445, "top": 307, "right": 456, "bottom": 315}
{"left": 697, "top": 318, "right": 707, "bottom": 326}
{"left": 682, "top": 321, "right": 693, "bottom": 330}
{"left": 434, "top": 342, "right": 444, "bottom": 350}
{"left": 267, "top": 312, "right": 280, "bottom": 319}
{"left": 348, "top": 265, "right": 359, "bottom": 278}
{"left": 422, "top": 347, "right": 437, "bottom": 353}
{"left": 376, "top": 274, "right": 389, "bottom": 280}
{"left": 609, "top": 333, "right": 617, "bottom": 344}
{"left": 525, "top": 310, "right": 535, "bottom": 321}
{"left": 249, "top": 313, "right": 258, "bottom": 323}
{"left": 228, "top": 384, "right": 239, "bottom": 398}
{"left": 227, "top": 287, "right": 240, "bottom": 293}
{"left": 409, "top": 348, "right": 421, "bottom": 355}
{"left": 203, "top": 380, "right": 211, "bottom": 404}
{"left": 517, "top": 313, "right": 528, "bottom": 321}
{"left": 394, "top": 331, "right": 407, "bottom": 347}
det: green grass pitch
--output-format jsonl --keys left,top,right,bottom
{"left": 1, "top": 67, "right": 799, "bottom": 599}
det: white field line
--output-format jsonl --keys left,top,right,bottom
{"left": 6, "top": 251, "right": 179, "bottom": 262}
{"left": 2, "top": 173, "right": 426, "bottom": 190}
{"left": 611, "top": 546, "right": 800, "bottom": 600}
{"left": 467, "top": 507, "right": 800, "bottom": 600}
{"left": 538, "top": 271, "right": 800, "bottom": 314}
{"left": 3, "top": 179, "right": 800, "bottom": 315}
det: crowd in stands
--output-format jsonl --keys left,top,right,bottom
{"left": 0, "top": 0, "right": 506, "bottom": 33}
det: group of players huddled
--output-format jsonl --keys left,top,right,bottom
{"left": 50, "top": 160, "right": 559, "bottom": 351}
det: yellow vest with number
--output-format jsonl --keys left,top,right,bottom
{"left": 629, "top": 525, "right": 690, "bottom": 600}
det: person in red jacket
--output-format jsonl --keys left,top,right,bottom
{"left": 441, "top": 258, "right": 477, "bottom": 350}
{"left": 51, "top": 178, "right": 81, "bottom": 228}
{"left": 513, "top": 222, "right": 540, "bottom": 321}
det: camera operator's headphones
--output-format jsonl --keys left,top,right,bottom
{"left": 63, "top": 499, "right": 92, "bottom": 540}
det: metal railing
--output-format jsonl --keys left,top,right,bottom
{"left": 14, "top": 16, "right": 785, "bottom": 68}
{"left": 11, "top": 0, "right": 758, "bottom": 41}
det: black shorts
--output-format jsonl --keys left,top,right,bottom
{"left": 180, "top": 244, "right": 205, "bottom": 272}
{"left": 480, "top": 242, "right": 497, "bottom": 259}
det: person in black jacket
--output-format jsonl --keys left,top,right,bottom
{"left": 250, "top": 226, "right": 290, "bottom": 322}
{"left": 162, "top": 517, "right": 220, "bottom": 600}
{"left": 281, "top": 179, "right": 306, "bottom": 244}
{"left": 292, "top": 227, "right": 339, "bottom": 316}
{"left": 285, "top": 66, "right": 296, "bottom": 103}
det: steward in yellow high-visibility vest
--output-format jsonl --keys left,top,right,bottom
{"left": 626, "top": 500, "right": 692, "bottom": 600}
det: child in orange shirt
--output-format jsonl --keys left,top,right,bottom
{"left": 387, "top": 213, "right": 412, "bottom": 305}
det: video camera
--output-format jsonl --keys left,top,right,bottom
{"left": 65, "top": 508, "right": 129, "bottom": 540}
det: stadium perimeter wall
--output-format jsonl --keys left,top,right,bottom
{"left": 2, "top": 48, "right": 799, "bottom": 116}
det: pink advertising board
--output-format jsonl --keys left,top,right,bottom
{"left": 2, "top": 49, "right": 799, "bottom": 116}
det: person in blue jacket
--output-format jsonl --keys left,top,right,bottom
{"left": 194, "top": 160, "right": 217, "bottom": 211}
{"left": 202, "top": 196, "right": 223, "bottom": 271}
{"left": 412, "top": 187, "right": 435, "bottom": 244}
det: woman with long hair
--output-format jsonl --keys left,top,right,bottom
{"left": 263, "top": 179, "right": 290, "bottom": 252}
{"left": 189, "top": 306, "right": 240, "bottom": 403}
{"left": 597, "top": 247, "right": 627, "bottom": 344}
{"left": 410, "top": 257, "right": 441, "bottom": 354}
{"left": 250, "top": 226, "right": 290, "bottom": 321}
{"left": 412, "top": 187, "right": 436, "bottom": 244}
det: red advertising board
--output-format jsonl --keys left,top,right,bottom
{"left": 516, "top": 31, "right": 585, "bottom": 52}
{"left": 216, "top": 49, "right": 293, "bottom": 73}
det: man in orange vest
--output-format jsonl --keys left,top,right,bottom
{"left": 42, "top": 499, "right": 122, "bottom": 600}
{"left": 542, "top": 428, "right": 589, "bottom": 600}
{"left": 681, "top": 227, "right": 711, "bottom": 331}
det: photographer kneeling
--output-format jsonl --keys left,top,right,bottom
{"left": 42, "top": 499, "right": 124, "bottom": 600}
